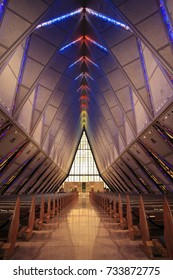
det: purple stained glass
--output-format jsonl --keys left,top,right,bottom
{"left": 160, "top": 0, "right": 173, "bottom": 44}
{"left": 0, "top": 0, "right": 7, "bottom": 23}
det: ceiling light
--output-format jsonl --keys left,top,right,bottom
{"left": 35, "top": 8, "right": 83, "bottom": 30}
{"left": 85, "top": 56, "right": 99, "bottom": 68}
{"left": 74, "top": 73, "right": 83, "bottom": 80}
{"left": 86, "top": 8, "right": 132, "bottom": 32}
{"left": 69, "top": 56, "right": 98, "bottom": 68}
{"left": 60, "top": 36, "right": 83, "bottom": 52}
{"left": 85, "top": 35, "right": 108, "bottom": 53}
{"left": 69, "top": 57, "right": 83, "bottom": 68}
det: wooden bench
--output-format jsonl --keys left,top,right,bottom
{"left": 0, "top": 195, "right": 36, "bottom": 241}
{"left": 163, "top": 197, "right": 173, "bottom": 259}
{"left": 0, "top": 197, "right": 20, "bottom": 259}
{"left": 117, "top": 193, "right": 128, "bottom": 229}
{"left": 139, "top": 195, "right": 173, "bottom": 259}
{"left": 126, "top": 194, "right": 140, "bottom": 240}
{"left": 18, "top": 196, "right": 35, "bottom": 240}
{"left": 90, "top": 191, "right": 173, "bottom": 259}
{"left": 34, "top": 195, "right": 45, "bottom": 230}
{"left": 43, "top": 196, "right": 51, "bottom": 223}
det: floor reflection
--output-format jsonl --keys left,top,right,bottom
{"left": 10, "top": 193, "right": 149, "bottom": 260}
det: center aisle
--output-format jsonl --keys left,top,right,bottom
{"left": 11, "top": 193, "right": 148, "bottom": 260}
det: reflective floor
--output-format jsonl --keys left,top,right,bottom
{"left": 10, "top": 193, "right": 149, "bottom": 260}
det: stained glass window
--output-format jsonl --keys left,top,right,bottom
{"left": 0, "top": 0, "right": 7, "bottom": 23}
{"left": 66, "top": 131, "right": 102, "bottom": 182}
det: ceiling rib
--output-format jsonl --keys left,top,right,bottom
{"left": 0, "top": 0, "right": 64, "bottom": 68}
{"left": 107, "top": 0, "right": 173, "bottom": 75}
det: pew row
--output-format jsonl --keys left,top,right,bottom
{"left": 0, "top": 192, "right": 78, "bottom": 259}
{"left": 0, "top": 197, "right": 20, "bottom": 259}
{"left": 90, "top": 191, "right": 173, "bottom": 259}
{"left": 139, "top": 195, "right": 173, "bottom": 259}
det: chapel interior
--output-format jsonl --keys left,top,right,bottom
{"left": 0, "top": 0, "right": 173, "bottom": 260}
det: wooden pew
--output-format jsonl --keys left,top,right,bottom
{"left": 126, "top": 194, "right": 140, "bottom": 240}
{"left": 90, "top": 191, "right": 173, "bottom": 259}
{"left": 18, "top": 196, "right": 35, "bottom": 240}
{"left": 43, "top": 196, "right": 51, "bottom": 223}
{"left": 50, "top": 194, "right": 56, "bottom": 218}
{"left": 109, "top": 196, "right": 117, "bottom": 219}
{"left": 34, "top": 195, "right": 45, "bottom": 230}
{"left": 163, "top": 197, "right": 173, "bottom": 259}
{"left": 0, "top": 197, "right": 20, "bottom": 259}
{"left": 106, "top": 194, "right": 115, "bottom": 217}
{"left": 0, "top": 195, "right": 37, "bottom": 241}
{"left": 118, "top": 193, "right": 127, "bottom": 229}
{"left": 139, "top": 195, "right": 168, "bottom": 259}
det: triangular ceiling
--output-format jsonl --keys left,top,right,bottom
{"left": 0, "top": 0, "right": 173, "bottom": 194}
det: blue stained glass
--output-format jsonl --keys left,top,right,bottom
{"left": 160, "top": 0, "right": 173, "bottom": 44}
{"left": 74, "top": 73, "right": 83, "bottom": 80}
{"left": 74, "top": 72, "right": 94, "bottom": 81}
{"left": 12, "top": 36, "right": 30, "bottom": 113}
{"left": 0, "top": 0, "right": 7, "bottom": 23}
{"left": 18, "top": 36, "right": 30, "bottom": 85}
{"left": 137, "top": 39, "right": 152, "bottom": 95}
{"left": 86, "top": 8, "right": 132, "bottom": 32}
{"left": 69, "top": 57, "right": 83, "bottom": 68}
{"left": 60, "top": 37, "right": 83, "bottom": 52}
{"left": 85, "top": 36, "right": 108, "bottom": 53}
{"left": 35, "top": 8, "right": 82, "bottom": 30}
{"left": 85, "top": 73, "right": 93, "bottom": 80}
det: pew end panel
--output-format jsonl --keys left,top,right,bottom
{"left": 0, "top": 197, "right": 20, "bottom": 259}
{"left": 163, "top": 197, "right": 173, "bottom": 259}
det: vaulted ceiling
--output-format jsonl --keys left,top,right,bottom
{"left": 0, "top": 0, "right": 173, "bottom": 194}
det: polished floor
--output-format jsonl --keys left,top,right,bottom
{"left": 10, "top": 193, "right": 149, "bottom": 260}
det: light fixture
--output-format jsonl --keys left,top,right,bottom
{"left": 85, "top": 73, "right": 94, "bottom": 80}
{"left": 86, "top": 8, "right": 132, "bottom": 32}
{"left": 69, "top": 57, "right": 83, "bottom": 68}
{"left": 35, "top": 8, "right": 83, "bottom": 30}
{"left": 69, "top": 56, "right": 98, "bottom": 68}
{"left": 85, "top": 35, "right": 108, "bottom": 53}
{"left": 79, "top": 95, "right": 89, "bottom": 100}
{"left": 60, "top": 35, "right": 108, "bottom": 53}
{"left": 85, "top": 56, "right": 99, "bottom": 68}
{"left": 60, "top": 36, "right": 83, "bottom": 52}
{"left": 77, "top": 85, "right": 91, "bottom": 92}
{"left": 74, "top": 72, "right": 94, "bottom": 81}
{"left": 74, "top": 73, "right": 83, "bottom": 80}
